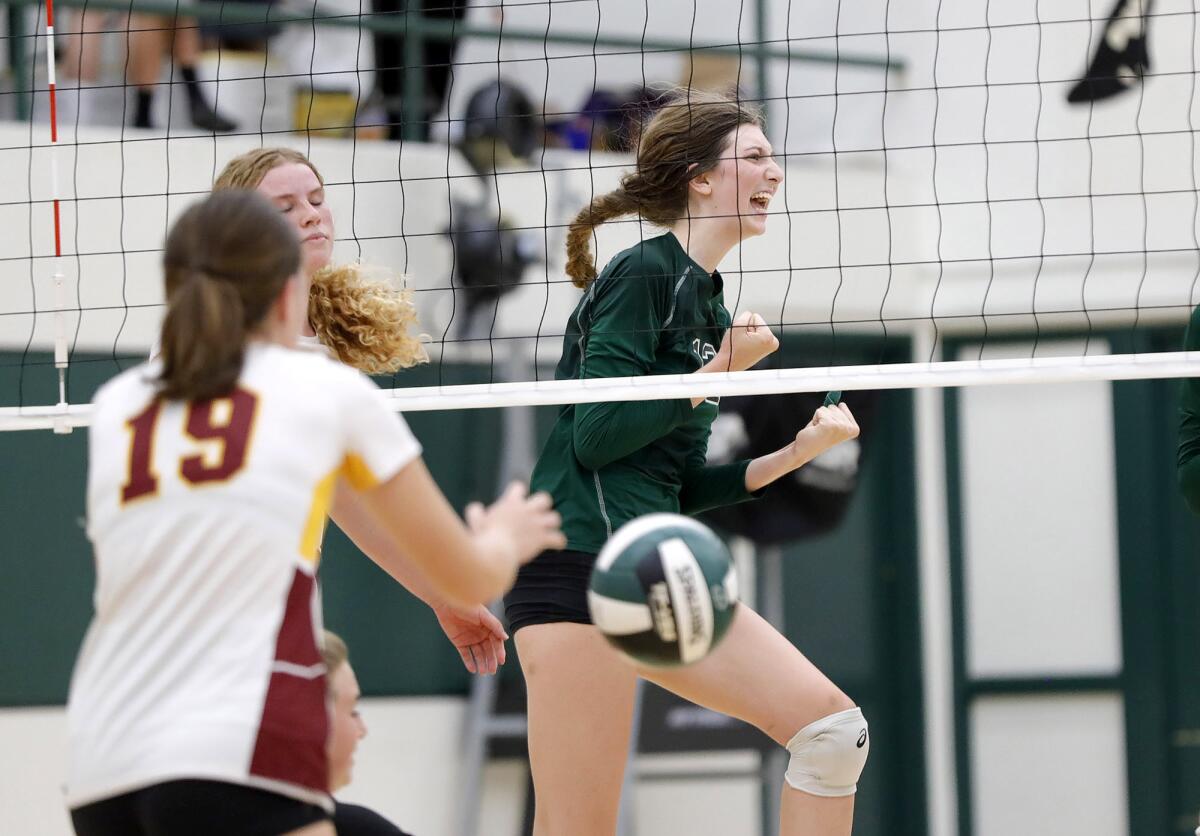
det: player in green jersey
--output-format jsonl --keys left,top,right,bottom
{"left": 504, "top": 90, "right": 868, "bottom": 836}
{"left": 1180, "top": 304, "right": 1200, "bottom": 514}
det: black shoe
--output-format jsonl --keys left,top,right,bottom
{"left": 1068, "top": 0, "right": 1152, "bottom": 104}
{"left": 189, "top": 97, "right": 238, "bottom": 133}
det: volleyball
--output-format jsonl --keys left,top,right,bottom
{"left": 588, "top": 514, "right": 739, "bottom": 667}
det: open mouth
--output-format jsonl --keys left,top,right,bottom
{"left": 749, "top": 191, "right": 772, "bottom": 212}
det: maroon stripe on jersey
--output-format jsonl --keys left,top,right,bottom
{"left": 249, "top": 568, "right": 329, "bottom": 794}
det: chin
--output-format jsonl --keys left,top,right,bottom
{"left": 305, "top": 254, "right": 332, "bottom": 276}
{"left": 737, "top": 216, "right": 769, "bottom": 240}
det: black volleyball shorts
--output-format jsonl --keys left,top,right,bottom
{"left": 503, "top": 548, "right": 599, "bottom": 633}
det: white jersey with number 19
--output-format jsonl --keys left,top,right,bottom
{"left": 67, "top": 342, "right": 421, "bottom": 811}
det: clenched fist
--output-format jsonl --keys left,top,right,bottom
{"left": 712, "top": 311, "right": 780, "bottom": 372}
{"left": 795, "top": 402, "right": 860, "bottom": 454}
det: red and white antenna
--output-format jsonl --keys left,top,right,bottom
{"left": 44, "top": 0, "right": 70, "bottom": 433}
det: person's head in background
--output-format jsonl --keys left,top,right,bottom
{"left": 215, "top": 147, "right": 333, "bottom": 278}
{"left": 565, "top": 88, "right": 782, "bottom": 288}
{"left": 213, "top": 148, "right": 427, "bottom": 375}
{"left": 322, "top": 630, "right": 367, "bottom": 792}
{"left": 157, "top": 189, "right": 304, "bottom": 401}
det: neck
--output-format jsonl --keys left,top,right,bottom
{"left": 251, "top": 317, "right": 296, "bottom": 348}
{"left": 302, "top": 267, "right": 319, "bottom": 337}
{"left": 668, "top": 218, "right": 736, "bottom": 273}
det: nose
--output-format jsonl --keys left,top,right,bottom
{"left": 298, "top": 201, "right": 321, "bottom": 228}
{"left": 767, "top": 158, "right": 783, "bottom": 183}
{"left": 356, "top": 716, "right": 368, "bottom": 739}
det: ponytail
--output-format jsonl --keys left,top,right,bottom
{"left": 565, "top": 188, "right": 640, "bottom": 289}
{"left": 157, "top": 271, "right": 250, "bottom": 401}
{"left": 564, "top": 89, "right": 764, "bottom": 289}
{"left": 155, "top": 190, "right": 300, "bottom": 401}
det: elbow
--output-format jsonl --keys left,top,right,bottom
{"left": 573, "top": 427, "right": 614, "bottom": 471}
{"left": 574, "top": 443, "right": 608, "bottom": 472}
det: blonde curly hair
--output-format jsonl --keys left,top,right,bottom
{"left": 214, "top": 148, "right": 428, "bottom": 374}
{"left": 309, "top": 263, "right": 427, "bottom": 373}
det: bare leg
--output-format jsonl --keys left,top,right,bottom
{"left": 171, "top": 18, "right": 200, "bottom": 65}
{"left": 516, "top": 623, "right": 639, "bottom": 836}
{"left": 61, "top": 10, "right": 111, "bottom": 82}
{"left": 642, "top": 606, "right": 857, "bottom": 836}
{"left": 126, "top": 14, "right": 168, "bottom": 89}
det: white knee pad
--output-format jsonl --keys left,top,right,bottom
{"left": 783, "top": 706, "right": 869, "bottom": 797}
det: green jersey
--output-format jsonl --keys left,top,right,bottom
{"left": 1179, "top": 304, "right": 1200, "bottom": 514}
{"left": 531, "top": 231, "right": 760, "bottom": 554}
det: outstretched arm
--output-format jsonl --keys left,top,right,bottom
{"left": 743, "top": 403, "right": 860, "bottom": 493}
{"left": 329, "top": 480, "right": 511, "bottom": 674}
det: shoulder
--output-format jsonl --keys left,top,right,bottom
{"left": 246, "top": 343, "right": 377, "bottom": 394}
{"left": 589, "top": 234, "right": 686, "bottom": 313}
{"left": 92, "top": 362, "right": 158, "bottom": 417}
{"left": 600, "top": 234, "right": 680, "bottom": 287}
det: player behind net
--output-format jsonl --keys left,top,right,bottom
{"left": 65, "top": 189, "right": 564, "bottom": 836}
{"left": 213, "top": 148, "right": 513, "bottom": 676}
{"left": 504, "top": 88, "right": 867, "bottom": 836}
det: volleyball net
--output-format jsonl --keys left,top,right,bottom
{"left": 1, "top": 0, "right": 1198, "bottom": 431}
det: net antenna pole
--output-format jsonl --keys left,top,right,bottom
{"left": 43, "top": 0, "right": 71, "bottom": 434}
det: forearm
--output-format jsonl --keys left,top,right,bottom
{"left": 344, "top": 466, "right": 519, "bottom": 609}
{"left": 329, "top": 483, "right": 445, "bottom": 608}
{"left": 744, "top": 432, "right": 834, "bottom": 493}
{"left": 679, "top": 461, "right": 756, "bottom": 515}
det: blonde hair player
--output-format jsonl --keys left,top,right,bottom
{"left": 504, "top": 89, "right": 867, "bottom": 836}
{"left": 321, "top": 631, "right": 415, "bottom": 835}
{"left": 215, "top": 148, "right": 512, "bottom": 677}
{"left": 66, "top": 190, "right": 564, "bottom": 836}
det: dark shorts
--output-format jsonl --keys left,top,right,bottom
{"left": 503, "top": 548, "right": 598, "bottom": 633}
{"left": 70, "top": 779, "right": 329, "bottom": 836}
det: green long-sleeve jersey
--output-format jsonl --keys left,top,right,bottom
{"left": 530, "top": 231, "right": 761, "bottom": 554}
{"left": 1179, "top": 304, "right": 1200, "bottom": 514}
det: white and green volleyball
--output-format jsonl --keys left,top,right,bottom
{"left": 588, "top": 513, "right": 739, "bottom": 667}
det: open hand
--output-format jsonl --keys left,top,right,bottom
{"left": 465, "top": 482, "right": 566, "bottom": 567}
{"left": 434, "top": 602, "right": 508, "bottom": 675}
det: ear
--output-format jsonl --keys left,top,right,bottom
{"left": 687, "top": 163, "right": 714, "bottom": 197}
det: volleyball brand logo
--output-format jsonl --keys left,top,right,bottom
{"left": 649, "top": 582, "right": 678, "bottom": 642}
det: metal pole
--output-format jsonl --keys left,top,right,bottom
{"left": 754, "top": 0, "right": 770, "bottom": 129}
{"left": 401, "top": 0, "right": 424, "bottom": 140}
{"left": 758, "top": 545, "right": 786, "bottom": 836}
{"left": 9, "top": 5, "right": 31, "bottom": 119}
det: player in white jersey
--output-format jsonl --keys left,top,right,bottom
{"left": 215, "top": 147, "right": 513, "bottom": 677}
{"left": 67, "top": 190, "right": 564, "bottom": 836}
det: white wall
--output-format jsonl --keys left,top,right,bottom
{"left": 0, "top": 701, "right": 761, "bottom": 836}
